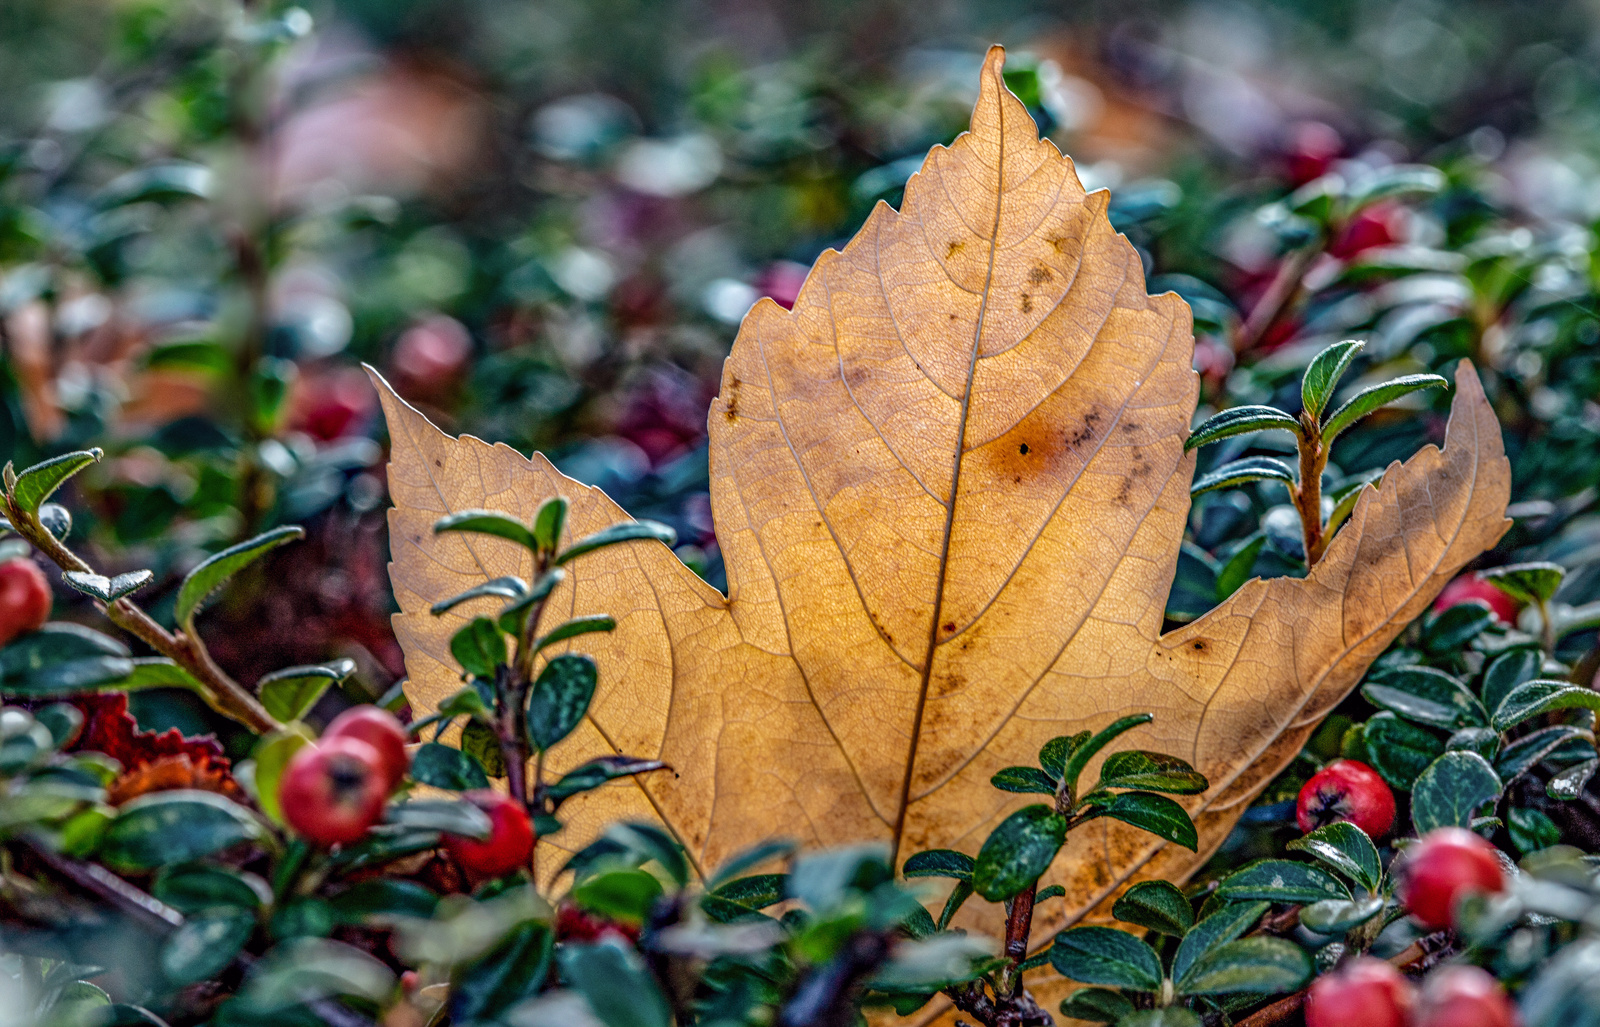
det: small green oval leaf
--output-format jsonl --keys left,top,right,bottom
{"left": 1301, "top": 340, "right": 1364, "bottom": 423}
{"left": 1171, "top": 901, "right": 1268, "bottom": 984}
{"left": 1185, "top": 405, "right": 1303, "bottom": 451}
{"left": 175, "top": 526, "right": 304, "bottom": 628}
{"left": 533, "top": 497, "right": 569, "bottom": 553}
{"left": 11, "top": 449, "right": 102, "bottom": 515}
{"left": 450, "top": 617, "right": 507, "bottom": 679}
{"left": 990, "top": 765, "right": 1057, "bottom": 794}
{"left": 532, "top": 614, "right": 616, "bottom": 655}
{"left": 161, "top": 906, "right": 256, "bottom": 985}
{"left": 62, "top": 569, "right": 153, "bottom": 603}
{"left": 1190, "top": 456, "right": 1296, "bottom": 497}
{"left": 1492, "top": 679, "right": 1600, "bottom": 732}
{"left": 100, "top": 791, "right": 261, "bottom": 871}
{"left": 1286, "top": 821, "right": 1382, "bottom": 893}
{"left": 1112, "top": 879, "right": 1194, "bottom": 936}
{"left": 1077, "top": 790, "right": 1199, "bottom": 851}
{"left": 1479, "top": 562, "right": 1565, "bottom": 605}
{"left": 1097, "top": 751, "right": 1208, "bottom": 794}
{"left": 556, "top": 520, "right": 678, "bottom": 565}
{"left": 410, "top": 742, "right": 490, "bottom": 791}
{"left": 1411, "top": 750, "right": 1502, "bottom": 834}
{"left": 430, "top": 576, "right": 529, "bottom": 617}
{"left": 902, "top": 848, "right": 975, "bottom": 882}
{"left": 1176, "top": 936, "right": 1310, "bottom": 996}
{"left": 526, "top": 654, "right": 598, "bottom": 751}
{"left": 1322, "top": 373, "right": 1448, "bottom": 442}
{"left": 1216, "top": 859, "right": 1351, "bottom": 904}
{"left": 1048, "top": 925, "right": 1162, "bottom": 992}
{"left": 972, "top": 804, "right": 1067, "bottom": 901}
{"left": 433, "top": 510, "right": 538, "bottom": 551}
{"left": 258, "top": 660, "right": 354, "bottom": 723}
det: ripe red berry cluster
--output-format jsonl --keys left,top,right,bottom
{"left": 276, "top": 707, "right": 535, "bottom": 878}
{"left": 280, "top": 707, "right": 411, "bottom": 846}
{"left": 1306, "top": 959, "right": 1520, "bottom": 1027}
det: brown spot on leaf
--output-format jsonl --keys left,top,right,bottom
{"left": 942, "top": 621, "right": 956, "bottom": 634}
{"left": 1019, "top": 443, "right": 1030, "bottom": 455}
{"left": 946, "top": 240, "right": 964, "bottom": 259}
{"left": 724, "top": 376, "right": 741, "bottom": 422}
{"left": 1020, "top": 293, "right": 1033, "bottom": 314}
{"left": 1028, "top": 265, "right": 1053, "bottom": 285}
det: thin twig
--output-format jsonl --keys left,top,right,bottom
{"left": 1234, "top": 930, "right": 1454, "bottom": 1027}
{"left": 3, "top": 495, "right": 279, "bottom": 732}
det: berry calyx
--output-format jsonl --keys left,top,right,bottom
{"left": 1398, "top": 827, "right": 1507, "bottom": 931}
{"left": 280, "top": 736, "right": 389, "bottom": 847}
{"left": 323, "top": 706, "right": 410, "bottom": 790}
{"left": 0, "top": 558, "right": 52, "bottom": 647}
{"left": 1304, "top": 956, "right": 1415, "bottom": 1027}
{"left": 1415, "top": 965, "right": 1520, "bottom": 1027}
{"left": 555, "top": 901, "right": 641, "bottom": 944}
{"left": 1434, "top": 574, "right": 1520, "bottom": 625}
{"left": 444, "top": 790, "right": 534, "bottom": 879}
{"left": 1296, "top": 759, "right": 1396, "bottom": 839}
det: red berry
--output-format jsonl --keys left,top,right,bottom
{"left": 1415, "top": 965, "right": 1520, "bottom": 1027}
{"left": 0, "top": 558, "right": 51, "bottom": 646}
{"left": 279, "top": 736, "right": 389, "bottom": 847}
{"left": 1399, "top": 828, "right": 1507, "bottom": 931}
{"left": 292, "top": 367, "right": 374, "bottom": 441}
{"left": 1284, "top": 121, "right": 1342, "bottom": 186}
{"left": 1434, "top": 574, "right": 1520, "bottom": 625}
{"left": 1296, "top": 759, "right": 1396, "bottom": 838}
{"left": 444, "top": 790, "right": 534, "bottom": 879}
{"left": 1305, "top": 957, "right": 1415, "bottom": 1027}
{"left": 1328, "top": 203, "right": 1404, "bottom": 259}
{"left": 323, "top": 706, "right": 410, "bottom": 790}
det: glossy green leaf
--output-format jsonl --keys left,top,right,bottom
{"left": 1216, "top": 859, "right": 1351, "bottom": 904}
{"left": 175, "top": 526, "right": 304, "bottom": 628}
{"left": 526, "top": 653, "right": 598, "bottom": 750}
{"left": 450, "top": 617, "right": 506, "bottom": 678}
{"left": 1039, "top": 732, "right": 1088, "bottom": 780}
{"left": 558, "top": 939, "right": 673, "bottom": 1027}
{"left": 1058, "top": 987, "right": 1135, "bottom": 1024}
{"left": 547, "top": 756, "right": 669, "bottom": 804}
{"left": 0, "top": 623, "right": 128, "bottom": 677}
{"left": 1496, "top": 725, "right": 1591, "bottom": 782}
{"left": 902, "top": 848, "right": 975, "bottom": 882}
{"left": 1508, "top": 807, "right": 1561, "bottom": 854}
{"left": 1302, "top": 339, "right": 1364, "bottom": 422}
{"left": 1480, "top": 562, "right": 1565, "bottom": 605}
{"left": 100, "top": 791, "right": 261, "bottom": 870}
{"left": 461, "top": 719, "right": 506, "bottom": 778}
{"left": 1298, "top": 894, "right": 1384, "bottom": 933}
{"left": 153, "top": 863, "right": 269, "bottom": 913}
{"left": 1322, "top": 373, "right": 1448, "bottom": 442}
{"left": 1184, "top": 405, "right": 1304, "bottom": 451}
{"left": 258, "top": 659, "right": 354, "bottom": 722}
{"left": 991, "top": 765, "right": 1057, "bottom": 794}
{"left": 1481, "top": 648, "right": 1542, "bottom": 723}
{"left": 1112, "top": 879, "right": 1194, "bottom": 936}
{"left": 1493, "top": 680, "right": 1600, "bottom": 731}
{"left": 1061, "top": 713, "right": 1154, "bottom": 795}
{"left": 972, "top": 804, "right": 1067, "bottom": 901}
{"left": 10, "top": 449, "right": 102, "bottom": 515}
{"left": 938, "top": 880, "right": 976, "bottom": 931}
{"left": 573, "top": 867, "right": 665, "bottom": 924}
{"left": 1097, "top": 750, "right": 1208, "bottom": 794}
{"left": 161, "top": 907, "right": 255, "bottom": 985}
{"left": 1411, "top": 750, "right": 1502, "bottom": 833}
{"left": 1171, "top": 900, "right": 1268, "bottom": 984}
{"left": 1547, "top": 758, "right": 1598, "bottom": 801}
{"left": 328, "top": 879, "right": 440, "bottom": 923}
{"left": 1190, "top": 456, "right": 1296, "bottom": 497}
{"left": 1176, "top": 936, "right": 1310, "bottom": 995}
{"left": 5, "top": 655, "right": 134, "bottom": 695}
{"left": 1448, "top": 727, "right": 1500, "bottom": 762}
{"left": 251, "top": 729, "right": 311, "bottom": 825}
{"left": 433, "top": 509, "right": 538, "bottom": 551}
{"left": 1362, "top": 666, "right": 1486, "bottom": 729}
{"left": 1362, "top": 712, "right": 1446, "bottom": 790}
{"left": 1287, "top": 821, "right": 1382, "bottom": 892}
{"left": 123, "top": 658, "right": 206, "bottom": 693}
{"left": 1216, "top": 533, "right": 1267, "bottom": 601}
{"left": 410, "top": 742, "right": 490, "bottom": 791}
{"left": 555, "top": 520, "right": 678, "bottom": 565}
{"left": 533, "top": 496, "right": 569, "bottom": 553}
{"left": 1048, "top": 925, "right": 1162, "bottom": 991}
{"left": 430, "top": 576, "right": 529, "bottom": 617}
{"left": 1077, "top": 790, "right": 1199, "bottom": 850}
{"left": 61, "top": 569, "right": 152, "bottom": 603}
{"left": 449, "top": 922, "right": 553, "bottom": 1023}
{"left": 531, "top": 614, "right": 616, "bottom": 655}
{"left": 1423, "top": 601, "right": 1496, "bottom": 655}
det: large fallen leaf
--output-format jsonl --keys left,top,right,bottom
{"left": 376, "top": 44, "right": 1508, "bottom": 991}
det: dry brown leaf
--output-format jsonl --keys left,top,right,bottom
{"left": 375, "top": 44, "right": 1509, "bottom": 979}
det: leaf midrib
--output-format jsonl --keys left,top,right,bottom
{"left": 891, "top": 82, "right": 1007, "bottom": 862}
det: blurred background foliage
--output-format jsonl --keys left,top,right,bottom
{"left": 3, "top": 0, "right": 1600, "bottom": 743}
